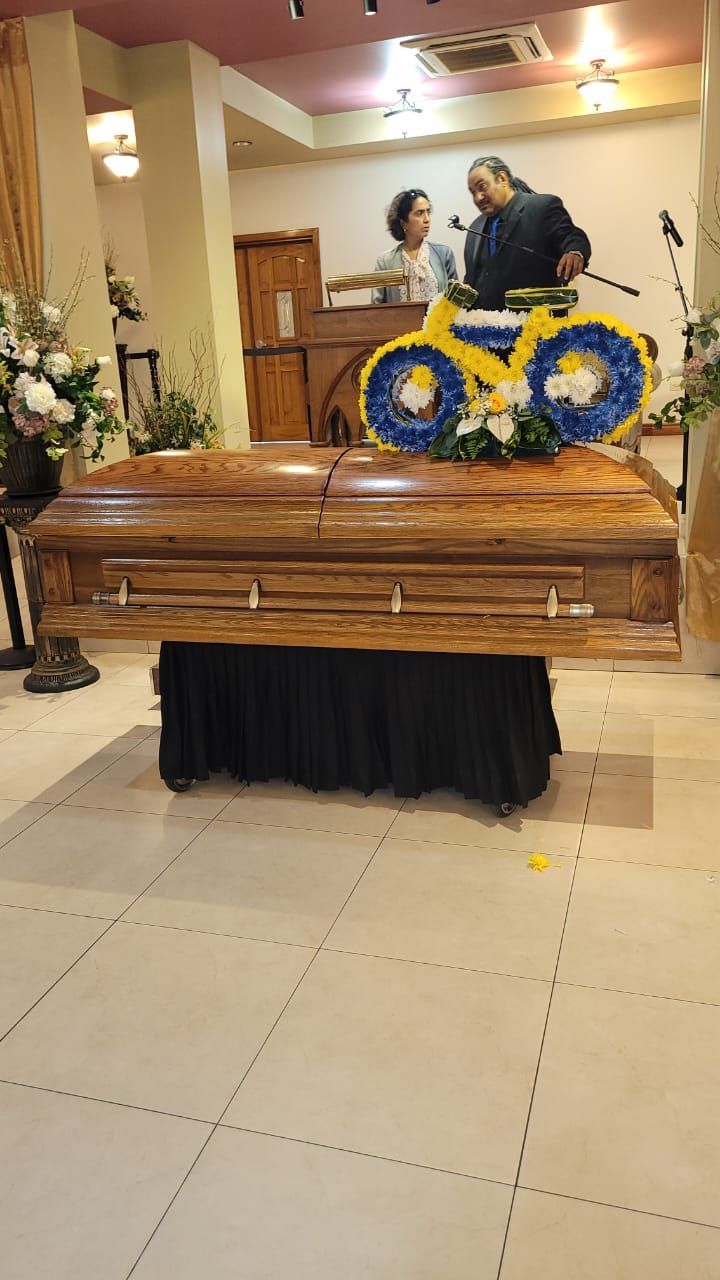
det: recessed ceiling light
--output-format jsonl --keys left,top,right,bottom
{"left": 232, "top": 139, "right": 253, "bottom": 147}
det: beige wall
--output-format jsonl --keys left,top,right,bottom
{"left": 96, "top": 114, "right": 701, "bottom": 414}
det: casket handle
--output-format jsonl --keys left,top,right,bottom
{"left": 546, "top": 584, "right": 594, "bottom": 619}
{"left": 249, "top": 578, "right": 261, "bottom": 610}
{"left": 391, "top": 582, "right": 403, "bottom": 614}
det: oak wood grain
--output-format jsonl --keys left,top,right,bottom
{"left": 38, "top": 603, "right": 681, "bottom": 661}
{"left": 37, "top": 551, "right": 74, "bottom": 604}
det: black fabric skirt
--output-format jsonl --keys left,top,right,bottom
{"left": 158, "top": 642, "right": 561, "bottom": 807}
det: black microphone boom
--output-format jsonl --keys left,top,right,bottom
{"left": 447, "top": 215, "right": 640, "bottom": 298}
{"left": 659, "top": 209, "right": 684, "bottom": 248}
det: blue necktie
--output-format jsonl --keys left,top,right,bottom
{"left": 488, "top": 215, "right": 501, "bottom": 257}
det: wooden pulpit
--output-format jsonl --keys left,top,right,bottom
{"left": 304, "top": 301, "right": 426, "bottom": 446}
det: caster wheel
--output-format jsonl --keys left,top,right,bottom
{"left": 164, "top": 778, "right": 194, "bottom": 793}
{"left": 497, "top": 802, "right": 517, "bottom": 818}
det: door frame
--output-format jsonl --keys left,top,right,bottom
{"left": 233, "top": 228, "right": 323, "bottom": 441}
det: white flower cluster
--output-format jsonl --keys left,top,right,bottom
{"left": 44, "top": 351, "right": 73, "bottom": 381}
{"left": 459, "top": 308, "right": 529, "bottom": 329}
{"left": 495, "top": 377, "right": 532, "bottom": 408}
{"left": 398, "top": 379, "right": 435, "bottom": 413}
{"left": 544, "top": 366, "right": 599, "bottom": 405}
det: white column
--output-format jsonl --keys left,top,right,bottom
{"left": 128, "top": 41, "right": 249, "bottom": 448}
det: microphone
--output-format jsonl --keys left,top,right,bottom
{"left": 447, "top": 213, "right": 640, "bottom": 297}
{"left": 659, "top": 210, "right": 684, "bottom": 248}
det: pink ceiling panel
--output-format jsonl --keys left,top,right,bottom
{"left": 2, "top": 0, "right": 605, "bottom": 62}
{"left": 234, "top": 0, "right": 702, "bottom": 115}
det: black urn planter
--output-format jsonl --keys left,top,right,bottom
{"left": 0, "top": 439, "right": 64, "bottom": 496}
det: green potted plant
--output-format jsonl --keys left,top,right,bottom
{"left": 127, "top": 333, "right": 221, "bottom": 454}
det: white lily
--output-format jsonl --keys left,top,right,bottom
{"left": 456, "top": 415, "right": 484, "bottom": 437}
{"left": 486, "top": 412, "right": 515, "bottom": 443}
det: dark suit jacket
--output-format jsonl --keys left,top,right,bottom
{"left": 463, "top": 193, "right": 591, "bottom": 311}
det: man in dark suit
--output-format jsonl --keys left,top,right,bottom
{"left": 464, "top": 155, "right": 591, "bottom": 311}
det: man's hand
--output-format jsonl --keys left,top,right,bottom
{"left": 556, "top": 251, "right": 585, "bottom": 284}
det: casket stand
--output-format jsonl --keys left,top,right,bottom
{"left": 30, "top": 445, "right": 680, "bottom": 807}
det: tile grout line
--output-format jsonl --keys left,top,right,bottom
{"left": 495, "top": 666, "right": 612, "bottom": 1278}
{"left": 0, "top": 775, "right": 223, "bottom": 1045}
{"left": 123, "top": 822, "right": 397, "bottom": 1275}
{"left": 514, "top": 1182, "right": 720, "bottom": 1235}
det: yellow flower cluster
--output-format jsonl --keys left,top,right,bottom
{"left": 365, "top": 425, "right": 401, "bottom": 453}
{"left": 558, "top": 352, "right": 584, "bottom": 374}
{"left": 408, "top": 364, "right": 435, "bottom": 390}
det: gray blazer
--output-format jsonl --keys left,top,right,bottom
{"left": 371, "top": 241, "right": 458, "bottom": 304}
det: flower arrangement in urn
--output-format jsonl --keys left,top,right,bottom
{"left": 652, "top": 195, "right": 720, "bottom": 432}
{"left": 0, "top": 262, "right": 126, "bottom": 492}
{"left": 127, "top": 332, "right": 221, "bottom": 454}
{"left": 105, "top": 248, "right": 145, "bottom": 325}
{"left": 652, "top": 301, "right": 720, "bottom": 432}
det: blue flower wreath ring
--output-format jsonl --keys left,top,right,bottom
{"left": 360, "top": 339, "right": 472, "bottom": 453}
{"left": 525, "top": 321, "right": 649, "bottom": 444}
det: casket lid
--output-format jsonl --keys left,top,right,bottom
{"left": 62, "top": 447, "right": 339, "bottom": 498}
{"left": 319, "top": 446, "right": 678, "bottom": 549}
{"left": 33, "top": 446, "right": 345, "bottom": 545}
{"left": 32, "top": 443, "right": 677, "bottom": 553}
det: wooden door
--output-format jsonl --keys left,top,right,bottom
{"left": 234, "top": 230, "right": 322, "bottom": 442}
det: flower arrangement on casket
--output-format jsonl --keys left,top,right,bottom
{"left": 0, "top": 268, "right": 125, "bottom": 464}
{"left": 359, "top": 283, "right": 653, "bottom": 459}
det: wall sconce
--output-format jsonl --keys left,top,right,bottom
{"left": 288, "top": 0, "right": 304, "bottom": 17}
{"left": 363, "top": 0, "right": 378, "bottom": 12}
{"left": 102, "top": 134, "right": 139, "bottom": 180}
{"left": 576, "top": 58, "right": 619, "bottom": 112}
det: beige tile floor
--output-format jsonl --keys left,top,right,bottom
{"left": 0, "top": 648, "right": 719, "bottom": 1278}
{"left": 2, "top": 433, "right": 720, "bottom": 1277}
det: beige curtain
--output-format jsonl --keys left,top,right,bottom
{"left": 0, "top": 17, "right": 42, "bottom": 290}
{"left": 686, "top": 409, "right": 720, "bottom": 640}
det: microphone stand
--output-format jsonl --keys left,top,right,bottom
{"left": 449, "top": 217, "right": 640, "bottom": 297}
{"left": 662, "top": 223, "right": 692, "bottom": 513}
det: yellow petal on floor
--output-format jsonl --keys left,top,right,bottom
{"left": 527, "top": 854, "right": 551, "bottom": 873}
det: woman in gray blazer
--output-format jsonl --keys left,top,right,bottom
{"left": 371, "top": 188, "right": 458, "bottom": 304}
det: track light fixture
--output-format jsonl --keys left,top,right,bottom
{"left": 288, "top": 0, "right": 304, "bottom": 17}
{"left": 363, "top": 0, "right": 378, "bottom": 12}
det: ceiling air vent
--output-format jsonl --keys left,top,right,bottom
{"left": 401, "top": 25, "right": 553, "bottom": 77}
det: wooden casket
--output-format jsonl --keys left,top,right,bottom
{"left": 31, "top": 444, "right": 680, "bottom": 662}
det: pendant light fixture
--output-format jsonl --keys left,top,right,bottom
{"left": 102, "top": 134, "right": 140, "bottom": 180}
{"left": 576, "top": 58, "right": 619, "bottom": 112}
{"left": 383, "top": 88, "right": 422, "bottom": 121}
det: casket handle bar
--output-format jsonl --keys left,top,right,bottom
{"left": 391, "top": 582, "right": 403, "bottom": 614}
{"left": 546, "top": 584, "right": 594, "bottom": 619}
{"left": 91, "top": 576, "right": 131, "bottom": 608}
{"left": 249, "top": 578, "right": 261, "bottom": 610}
